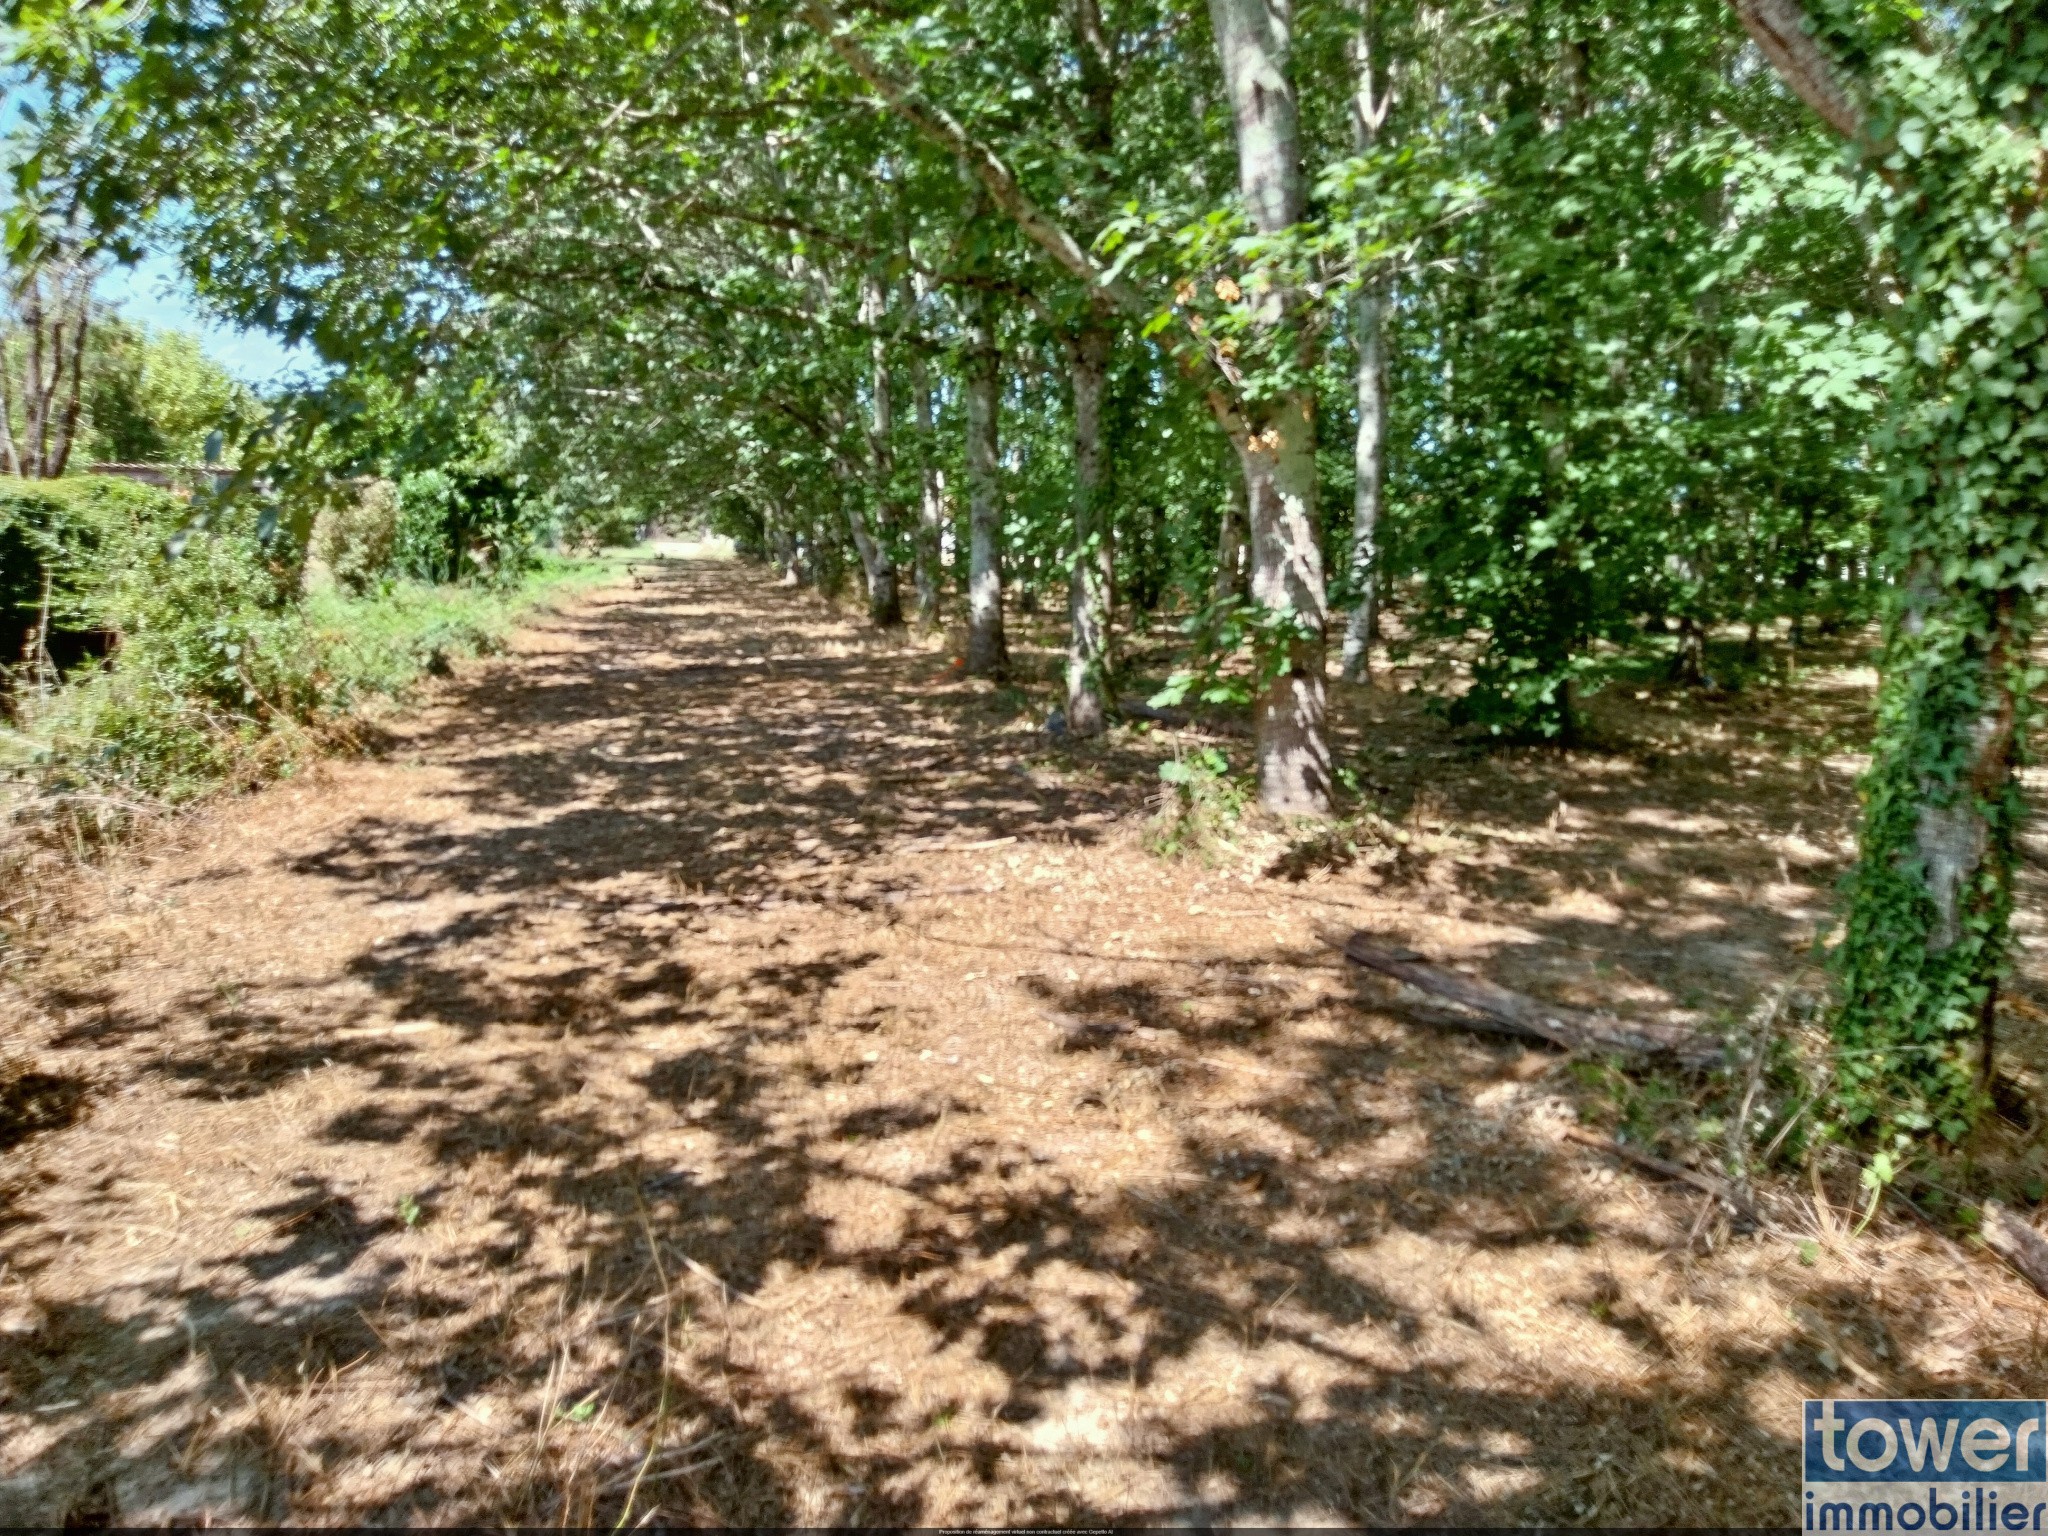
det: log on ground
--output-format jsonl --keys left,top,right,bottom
{"left": 1342, "top": 930, "right": 1723, "bottom": 1068}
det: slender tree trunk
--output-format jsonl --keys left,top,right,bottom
{"left": 0, "top": 343, "right": 19, "bottom": 477}
{"left": 858, "top": 275, "right": 907, "bottom": 627}
{"left": 5, "top": 257, "right": 94, "bottom": 480}
{"left": 1341, "top": 280, "right": 1387, "bottom": 682}
{"left": 844, "top": 496, "right": 900, "bottom": 625}
{"left": 827, "top": 440, "right": 902, "bottom": 625}
{"left": 767, "top": 501, "right": 804, "bottom": 586}
{"left": 909, "top": 349, "right": 946, "bottom": 625}
{"left": 1340, "top": 7, "right": 1390, "bottom": 684}
{"left": 963, "top": 303, "right": 1008, "bottom": 679}
{"left": 1232, "top": 394, "right": 1333, "bottom": 815}
{"left": 1672, "top": 613, "right": 1707, "bottom": 684}
{"left": 22, "top": 283, "right": 49, "bottom": 477}
{"left": 47, "top": 300, "right": 89, "bottom": 481}
{"left": 1208, "top": 0, "right": 1333, "bottom": 815}
{"left": 1214, "top": 477, "right": 1248, "bottom": 604}
{"left": 1064, "top": 321, "right": 1115, "bottom": 735}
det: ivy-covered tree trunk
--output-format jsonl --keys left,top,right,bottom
{"left": 1209, "top": 0, "right": 1333, "bottom": 816}
{"left": 1064, "top": 320, "right": 1114, "bottom": 736}
{"left": 1836, "top": 580, "right": 2023, "bottom": 1132}
{"left": 963, "top": 302, "right": 1008, "bottom": 679}
{"left": 1728, "top": 0, "right": 2048, "bottom": 1137}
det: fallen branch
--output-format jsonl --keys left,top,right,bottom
{"left": 1118, "top": 696, "right": 1189, "bottom": 726}
{"left": 1342, "top": 931, "right": 1722, "bottom": 1067}
{"left": 1981, "top": 1200, "right": 2048, "bottom": 1298}
{"left": 1562, "top": 1125, "right": 1762, "bottom": 1227}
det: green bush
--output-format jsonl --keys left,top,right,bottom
{"left": 396, "top": 467, "right": 546, "bottom": 583}
{"left": 4, "top": 455, "right": 624, "bottom": 804}
{"left": 0, "top": 476, "right": 190, "bottom": 668}
{"left": 313, "top": 478, "right": 402, "bottom": 594}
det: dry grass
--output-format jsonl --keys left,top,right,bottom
{"left": 0, "top": 554, "right": 2044, "bottom": 1525}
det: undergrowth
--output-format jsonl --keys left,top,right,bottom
{"left": 0, "top": 537, "right": 629, "bottom": 970}
{"left": 1145, "top": 746, "right": 1249, "bottom": 862}
{"left": 3, "top": 551, "right": 623, "bottom": 805}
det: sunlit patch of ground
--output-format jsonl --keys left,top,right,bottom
{"left": 0, "top": 556, "right": 2042, "bottom": 1525}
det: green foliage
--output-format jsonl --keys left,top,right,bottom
{"left": 395, "top": 467, "right": 544, "bottom": 585}
{"left": 1146, "top": 746, "right": 1249, "bottom": 862}
{"left": 77, "top": 318, "right": 255, "bottom": 464}
{"left": 299, "top": 553, "right": 621, "bottom": 708}
{"left": 312, "top": 479, "right": 401, "bottom": 595}
{"left": 0, "top": 474, "right": 189, "bottom": 663}
{"left": 1149, "top": 595, "right": 1322, "bottom": 710}
{"left": 6, "top": 513, "right": 620, "bottom": 803}
{"left": 1375, "top": 0, "right": 1879, "bottom": 740}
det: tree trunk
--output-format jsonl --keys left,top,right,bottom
{"left": 1672, "top": 614, "right": 1707, "bottom": 685}
{"left": 0, "top": 348, "right": 19, "bottom": 477}
{"left": 827, "top": 438, "right": 903, "bottom": 627}
{"left": 1340, "top": 6, "right": 1390, "bottom": 684}
{"left": 1341, "top": 279, "right": 1387, "bottom": 683}
{"left": 22, "top": 280, "right": 50, "bottom": 477}
{"left": 767, "top": 501, "right": 804, "bottom": 586}
{"left": 1233, "top": 392, "right": 1334, "bottom": 816}
{"left": 1208, "top": 0, "right": 1333, "bottom": 815}
{"left": 909, "top": 348, "right": 946, "bottom": 625}
{"left": 1207, "top": 0, "right": 1306, "bottom": 232}
{"left": 1838, "top": 580, "right": 2021, "bottom": 1089}
{"left": 963, "top": 304, "right": 1008, "bottom": 679}
{"left": 859, "top": 275, "right": 907, "bottom": 627}
{"left": 1064, "top": 321, "right": 1114, "bottom": 736}
{"left": 46, "top": 301, "right": 89, "bottom": 481}
{"left": 1215, "top": 476, "right": 1248, "bottom": 604}
{"left": 844, "top": 498, "right": 901, "bottom": 626}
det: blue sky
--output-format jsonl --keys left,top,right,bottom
{"left": 97, "top": 247, "right": 325, "bottom": 387}
{"left": 3, "top": 80, "right": 317, "bottom": 387}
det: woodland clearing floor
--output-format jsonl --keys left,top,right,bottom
{"left": 2, "top": 551, "right": 2046, "bottom": 1526}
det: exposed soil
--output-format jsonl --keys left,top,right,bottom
{"left": 2, "top": 553, "right": 2044, "bottom": 1526}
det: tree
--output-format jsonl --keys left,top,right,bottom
{"left": 80, "top": 317, "right": 251, "bottom": 463}
{"left": 1726, "top": 0, "right": 2048, "bottom": 1137}
{"left": 0, "top": 241, "right": 95, "bottom": 478}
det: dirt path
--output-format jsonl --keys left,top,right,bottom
{"left": 1, "top": 555, "right": 2041, "bottom": 1525}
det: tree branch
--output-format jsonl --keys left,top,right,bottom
{"left": 800, "top": 0, "right": 1251, "bottom": 440}
{"left": 799, "top": 0, "right": 1148, "bottom": 317}
{"left": 1727, "top": 0, "right": 1867, "bottom": 145}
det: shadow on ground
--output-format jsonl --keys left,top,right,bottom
{"left": 1, "top": 558, "right": 2037, "bottom": 1525}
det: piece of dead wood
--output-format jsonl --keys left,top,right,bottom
{"left": 1981, "top": 1200, "right": 2048, "bottom": 1298}
{"left": 1562, "top": 1125, "right": 1762, "bottom": 1227}
{"left": 1118, "top": 697, "right": 1189, "bottom": 726}
{"left": 1342, "top": 931, "right": 1722, "bottom": 1067}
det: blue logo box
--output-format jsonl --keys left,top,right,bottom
{"left": 1806, "top": 1401, "right": 2048, "bottom": 1485}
